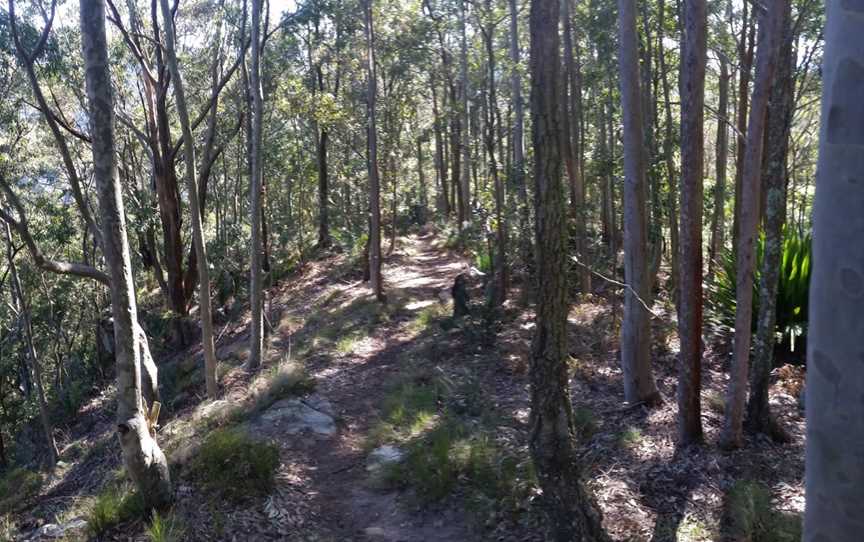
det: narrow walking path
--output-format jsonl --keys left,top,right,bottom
{"left": 259, "top": 231, "right": 474, "bottom": 541}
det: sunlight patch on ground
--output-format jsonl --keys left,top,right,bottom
{"left": 405, "top": 300, "right": 435, "bottom": 311}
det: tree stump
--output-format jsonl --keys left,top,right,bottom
{"left": 451, "top": 274, "right": 470, "bottom": 318}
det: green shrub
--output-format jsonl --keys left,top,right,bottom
{"left": 474, "top": 251, "right": 492, "bottom": 275}
{"left": 708, "top": 229, "right": 811, "bottom": 350}
{"left": 724, "top": 480, "right": 801, "bottom": 542}
{"left": 0, "top": 468, "right": 43, "bottom": 514}
{"left": 191, "top": 428, "right": 280, "bottom": 500}
{"left": 87, "top": 484, "right": 145, "bottom": 536}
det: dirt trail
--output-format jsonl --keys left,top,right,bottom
{"left": 263, "top": 231, "right": 473, "bottom": 541}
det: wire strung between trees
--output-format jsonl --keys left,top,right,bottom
{"left": 570, "top": 257, "right": 663, "bottom": 319}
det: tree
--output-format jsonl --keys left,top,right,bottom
{"left": 804, "top": 0, "right": 864, "bottom": 536}
{"left": 720, "top": 0, "right": 785, "bottom": 450}
{"left": 364, "top": 0, "right": 384, "bottom": 302}
{"left": 508, "top": 0, "right": 532, "bottom": 277}
{"left": 745, "top": 0, "right": 794, "bottom": 438}
{"left": 457, "top": 0, "right": 471, "bottom": 231}
{"left": 562, "top": 0, "right": 590, "bottom": 294}
{"left": 657, "top": 0, "right": 679, "bottom": 301}
{"left": 80, "top": 0, "right": 171, "bottom": 509}
{"left": 707, "top": 57, "right": 730, "bottom": 280}
{"left": 3, "top": 222, "right": 57, "bottom": 469}
{"left": 478, "top": 0, "right": 507, "bottom": 306}
{"left": 617, "top": 0, "right": 661, "bottom": 406}
{"left": 676, "top": 0, "right": 707, "bottom": 445}
{"left": 528, "top": 0, "right": 606, "bottom": 539}
{"left": 248, "top": 0, "right": 266, "bottom": 369}
{"left": 158, "top": 0, "right": 219, "bottom": 397}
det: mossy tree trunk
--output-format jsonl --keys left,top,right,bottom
{"left": 745, "top": 0, "right": 794, "bottom": 439}
{"left": 720, "top": 0, "right": 785, "bottom": 450}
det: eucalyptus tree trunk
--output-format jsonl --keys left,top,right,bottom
{"left": 458, "top": 0, "right": 471, "bottom": 230}
{"left": 657, "top": 0, "right": 678, "bottom": 301}
{"left": 364, "top": 0, "right": 384, "bottom": 301}
{"left": 158, "top": 0, "right": 218, "bottom": 397}
{"left": 707, "top": 58, "right": 730, "bottom": 280}
{"left": 529, "top": 1, "right": 607, "bottom": 539}
{"left": 745, "top": 0, "right": 793, "bottom": 438}
{"left": 676, "top": 0, "right": 707, "bottom": 445}
{"left": 508, "top": 0, "right": 532, "bottom": 277}
{"left": 4, "top": 222, "right": 58, "bottom": 469}
{"left": 805, "top": 0, "right": 864, "bottom": 536}
{"left": 732, "top": 2, "right": 755, "bottom": 250}
{"left": 562, "top": 0, "right": 590, "bottom": 294}
{"left": 316, "top": 127, "right": 332, "bottom": 248}
{"left": 481, "top": 1, "right": 507, "bottom": 306}
{"left": 80, "top": 0, "right": 171, "bottom": 509}
{"left": 248, "top": 0, "right": 265, "bottom": 369}
{"left": 431, "top": 77, "right": 450, "bottom": 215}
{"left": 416, "top": 137, "right": 428, "bottom": 223}
{"left": 617, "top": 0, "right": 661, "bottom": 406}
{"left": 599, "top": 102, "right": 613, "bottom": 253}
{"left": 720, "top": 0, "right": 785, "bottom": 450}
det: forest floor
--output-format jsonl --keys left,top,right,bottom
{"left": 8, "top": 228, "right": 806, "bottom": 541}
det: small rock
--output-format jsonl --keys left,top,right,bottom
{"left": 195, "top": 399, "right": 232, "bottom": 422}
{"left": 30, "top": 518, "right": 87, "bottom": 540}
{"left": 255, "top": 397, "right": 336, "bottom": 436}
{"left": 367, "top": 445, "right": 404, "bottom": 472}
{"left": 364, "top": 526, "right": 387, "bottom": 538}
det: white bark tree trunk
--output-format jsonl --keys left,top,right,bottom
{"left": 80, "top": 0, "right": 171, "bottom": 509}
{"left": 804, "top": 1, "right": 864, "bottom": 538}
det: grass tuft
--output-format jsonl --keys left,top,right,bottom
{"left": 86, "top": 484, "right": 145, "bottom": 537}
{"left": 248, "top": 359, "right": 314, "bottom": 414}
{"left": 191, "top": 427, "right": 280, "bottom": 501}
{"left": 145, "top": 511, "right": 186, "bottom": 542}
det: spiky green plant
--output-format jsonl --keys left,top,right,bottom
{"left": 707, "top": 228, "right": 811, "bottom": 350}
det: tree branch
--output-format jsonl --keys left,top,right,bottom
{"left": 0, "top": 177, "right": 109, "bottom": 286}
